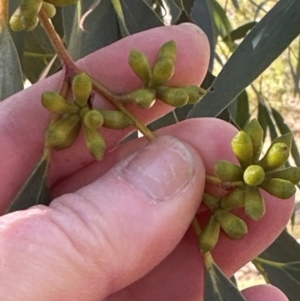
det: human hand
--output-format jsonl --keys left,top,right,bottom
{"left": 0, "top": 24, "right": 292, "bottom": 301}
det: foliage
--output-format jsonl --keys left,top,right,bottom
{"left": 1, "top": 0, "right": 300, "bottom": 299}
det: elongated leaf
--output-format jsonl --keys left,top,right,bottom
{"left": 111, "top": 0, "right": 130, "bottom": 36}
{"left": 271, "top": 107, "right": 300, "bottom": 166}
{"left": 148, "top": 111, "right": 177, "bottom": 131}
{"left": 6, "top": 154, "right": 51, "bottom": 213}
{"left": 188, "top": 0, "right": 300, "bottom": 119}
{"left": 223, "top": 21, "right": 257, "bottom": 42}
{"left": 254, "top": 230, "right": 300, "bottom": 301}
{"left": 67, "top": 0, "right": 120, "bottom": 61}
{"left": 191, "top": 0, "right": 216, "bottom": 69}
{"left": 119, "top": 0, "right": 163, "bottom": 34}
{"left": 228, "top": 90, "right": 249, "bottom": 129}
{"left": 210, "top": 0, "right": 232, "bottom": 38}
{"left": 0, "top": 24, "right": 23, "bottom": 101}
{"left": 204, "top": 252, "right": 247, "bottom": 301}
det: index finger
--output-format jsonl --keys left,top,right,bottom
{"left": 0, "top": 24, "right": 210, "bottom": 213}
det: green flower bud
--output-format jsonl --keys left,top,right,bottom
{"left": 260, "top": 178, "right": 296, "bottom": 199}
{"left": 72, "top": 73, "right": 93, "bottom": 107}
{"left": 199, "top": 216, "right": 220, "bottom": 253}
{"left": 98, "top": 110, "right": 133, "bottom": 129}
{"left": 128, "top": 88, "right": 156, "bottom": 109}
{"left": 83, "top": 127, "right": 106, "bottom": 160}
{"left": 244, "top": 186, "right": 265, "bottom": 220}
{"left": 267, "top": 167, "right": 300, "bottom": 185}
{"left": 214, "top": 160, "right": 244, "bottom": 182}
{"left": 259, "top": 142, "right": 289, "bottom": 171}
{"left": 231, "top": 131, "right": 253, "bottom": 169}
{"left": 43, "top": 0, "right": 78, "bottom": 7}
{"left": 243, "top": 165, "right": 265, "bottom": 186}
{"left": 214, "top": 209, "right": 248, "bottom": 239}
{"left": 271, "top": 132, "right": 293, "bottom": 150}
{"left": 158, "top": 40, "right": 177, "bottom": 62}
{"left": 10, "top": 0, "right": 43, "bottom": 31}
{"left": 83, "top": 110, "right": 104, "bottom": 130}
{"left": 46, "top": 114, "right": 81, "bottom": 149}
{"left": 220, "top": 188, "right": 245, "bottom": 211}
{"left": 42, "top": 2, "right": 56, "bottom": 18}
{"left": 128, "top": 50, "right": 152, "bottom": 86}
{"left": 42, "top": 91, "right": 77, "bottom": 114}
{"left": 150, "top": 58, "right": 174, "bottom": 87}
{"left": 156, "top": 87, "right": 189, "bottom": 107}
{"left": 184, "top": 86, "right": 205, "bottom": 104}
{"left": 202, "top": 193, "right": 219, "bottom": 211}
{"left": 243, "top": 119, "right": 263, "bottom": 162}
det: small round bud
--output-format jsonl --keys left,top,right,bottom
{"left": 128, "top": 88, "right": 156, "bottom": 109}
{"left": 43, "top": 0, "right": 79, "bottom": 7}
{"left": 243, "top": 165, "right": 265, "bottom": 186}
{"left": 128, "top": 50, "right": 151, "bottom": 86}
{"left": 10, "top": 0, "right": 43, "bottom": 32}
{"left": 259, "top": 142, "right": 289, "bottom": 171}
{"left": 231, "top": 131, "right": 253, "bottom": 169}
{"left": 156, "top": 87, "right": 189, "bottom": 107}
{"left": 46, "top": 114, "right": 81, "bottom": 149}
{"left": 150, "top": 58, "right": 174, "bottom": 87}
{"left": 199, "top": 216, "right": 220, "bottom": 253}
{"left": 214, "top": 209, "right": 248, "bottom": 239}
{"left": 184, "top": 86, "right": 205, "bottom": 104}
{"left": 214, "top": 160, "right": 244, "bottom": 182}
{"left": 267, "top": 167, "right": 300, "bottom": 185}
{"left": 42, "top": 2, "right": 56, "bottom": 18}
{"left": 158, "top": 40, "right": 177, "bottom": 62}
{"left": 72, "top": 73, "right": 93, "bottom": 107}
{"left": 260, "top": 178, "right": 296, "bottom": 199}
{"left": 42, "top": 91, "right": 77, "bottom": 114}
{"left": 83, "top": 127, "right": 106, "bottom": 160}
{"left": 220, "top": 188, "right": 245, "bottom": 211}
{"left": 244, "top": 186, "right": 265, "bottom": 220}
{"left": 98, "top": 110, "right": 133, "bottom": 129}
{"left": 83, "top": 110, "right": 104, "bottom": 129}
{"left": 243, "top": 119, "right": 263, "bottom": 162}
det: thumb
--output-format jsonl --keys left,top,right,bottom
{"left": 0, "top": 136, "right": 205, "bottom": 301}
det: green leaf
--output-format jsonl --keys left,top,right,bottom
{"left": 119, "top": 0, "right": 164, "bottom": 34}
{"left": 6, "top": 154, "right": 51, "bottom": 213}
{"left": 0, "top": 24, "right": 23, "bottom": 101}
{"left": 191, "top": 0, "right": 216, "bottom": 69}
{"left": 204, "top": 252, "right": 247, "bottom": 301}
{"left": 271, "top": 107, "right": 300, "bottom": 167}
{"left": 210, "top": 0, "right": 232, "bottom": 39}
{"left": 148, "top": 111, "right": 177, "bottom": 131}
{"left": 223, "top": 21, "right": 257, "bottom": 42}
{"left": 67, "top": 0, "right": 120, "bottom": 61}
{"left": 111, "top": 0, "right": 130, "bottom": 36}
{"left": 254, "top": 230, "right": 300, "bottom": 301}
{"left": 228, "top": 90, "right": 249, "bottom": 129}
{"left": 188, "top": 0, "right": 300, "bottom": 119}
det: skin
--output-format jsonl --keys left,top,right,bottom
{"left": 0, "top": 24, "right": 292, "bottom": 300}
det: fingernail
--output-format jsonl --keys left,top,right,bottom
{"left": 119, "top": 136, "right": 195, "bottom": 202}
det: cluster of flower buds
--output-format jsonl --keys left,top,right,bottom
{"left": 123, "top": 40, "right": 206, "bottom": 109}
{"left": 10, "top": 0, "right": 78, "bottom": 32}
{"left": 199, "top": 119, "right": 300, "bottom": 253}
{"left": 42, "top": 73, "right": 133, "bottom": 160}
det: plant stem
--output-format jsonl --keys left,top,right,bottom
{"left": 38, "top": 8, "right": 76, "bottom": 76}
{"left": 38, "top": 8, "right": 155, "bottom": 141}
{"left": 91, "top": 80, "right": 156, "bottom": 140}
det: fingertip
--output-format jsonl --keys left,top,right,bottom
{"left": 242, "top": 284, "right": 289, "bottom": 301}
